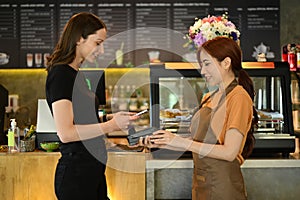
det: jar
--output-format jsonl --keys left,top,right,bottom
{"left": 20, "top": 136, "right": 36, "bottom": 152}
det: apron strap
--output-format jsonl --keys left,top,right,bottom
{"left": 198, "top": 79, "right": 238, "bottom": 110}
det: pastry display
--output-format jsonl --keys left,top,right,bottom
{"left": 159, "top": 109, "right": 191, "bottom": 123}
{"left": 257, "top": 110, "right": 283, "bottom": 120}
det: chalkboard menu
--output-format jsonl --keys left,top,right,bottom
{"left": 0, "top": 0, "right": 280, "bottom": 68}
{"left": 96, "top": 2, "right": 134, "bottom": 65}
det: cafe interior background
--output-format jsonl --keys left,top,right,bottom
{"left": 1, "top": 0, "right": 300, "bottom": 200}
{"left": 0, "top": 0, "right": 299, "bottom": 144}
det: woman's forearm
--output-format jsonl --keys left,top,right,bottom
{"left": 186, "top": 129, "right": 243, "bottom": 161}
{"left": 57, "top": 120, "right": 117, "bottom": 143}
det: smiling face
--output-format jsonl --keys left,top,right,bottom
{"left": 199, "top": 49, "right": 224, "bottom": 87}
{"left": 76, "top": 28, "right": 107, "bottom": 63}
{"left": 198, "top": 49, "right": 235, "bottom": 90}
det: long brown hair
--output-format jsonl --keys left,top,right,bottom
{"left": 198, "top": 36, "right": 258, "bottom": 158}
{"left": 46, "top": 12, "right": 106, "bottom": 71}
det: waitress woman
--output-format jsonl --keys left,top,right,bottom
{"left": 145, "top": 36, "right": 258, "bottom": 200}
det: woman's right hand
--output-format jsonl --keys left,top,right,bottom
{"left": 109, "top": 111, "right": 138, "bottom": 131}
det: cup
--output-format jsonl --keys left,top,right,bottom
{"left": 0, "top": 53, "right": 9, "bottom": 65}
{"left": 35, "top": 53, "right": 42, "bottom": 67}
{"left": 148, "top": 51, "right": 160, "bottom": 63}
{"left": 116, "top": 50, "right": 123, "bottom": 66}
{"left": 26, "top": 53, "right": 33, "bottom": 67}
{"left": 43, "top": 53, "right": 50, "bottom": 67}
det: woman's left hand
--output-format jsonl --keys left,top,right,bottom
{"left": 148, "top": 130, "right": 187, "bottom": 150}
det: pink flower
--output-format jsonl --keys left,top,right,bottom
{"left": 185, "top": 13, "right": 240, "bottom": 48}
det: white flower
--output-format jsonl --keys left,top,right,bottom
{"left": 193, "top": 20, "right": 202, "bottom": 30}
{"left": 189, "top": 26, "right": 197, "bottom": 34}
{"left": 186, "top": 13, "right": 240, "bottom": 48}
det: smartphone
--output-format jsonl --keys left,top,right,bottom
{"left": 134, "top": 109, "right": 148, "bottom": 116}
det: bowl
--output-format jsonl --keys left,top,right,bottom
{"left": 40, "top": 142, "right": 60, "bottom": 152}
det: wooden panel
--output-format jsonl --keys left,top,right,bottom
{"left": 0, "top": 152, "right": 60, "bottom": 200}
{"left": 106, "top": 152, "right": 145, "bottom": 200}
{"left": 0, "top": 151, "right": 145, "bottom": 200}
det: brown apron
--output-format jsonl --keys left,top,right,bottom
{"left": 190, "top": 80, "right": 247, "bottom": 200}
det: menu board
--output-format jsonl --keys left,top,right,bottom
{"left": 210, "top": 0, "right": 280, "bottom": 61}
{"left": 58, "top": 2, "right": 94, "bottom": 36}
{"left": 96, "top": 3, "right": 133, "bottom": 66}
{"left": 242, "top": 5, "right": 280, "bottom": 61}
{"left": 20, "top": 3, "right": 55, "bottom": 50}
{"left": 0, "top": 0, "right": 280, "bottom": 68}
{"left": 0, "top": 3, "right": 17, "bottom": 39}
{"left": 0, "top": 2, "right": 18, "bottom": 67}
{"left": 19, "top": 2, "right": 56, "bottom": 67}
{"left": 172, "top": 3, "right": 210, "bottom": 33}
{"left": 135, "top": 3, "right": 171, "bottom": 50}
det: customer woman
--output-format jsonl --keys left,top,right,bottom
{"left": 46, "top": 12, "right": 137, "bottom": 200}
{"left": 145, "top": 36, "right": 258, "bottom": 200}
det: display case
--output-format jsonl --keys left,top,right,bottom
{"left": 150, "top": 63, "right": 204, "bottom": 135}
{"left": 149, "top": 62, "right": 295, "bottom": 157}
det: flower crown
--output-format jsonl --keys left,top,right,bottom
{"left": 187, "top": 13, "right": 240, "bottom": 48}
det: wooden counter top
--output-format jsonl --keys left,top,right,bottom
{"left": 0, "top": 151, "right": 61, "bottom": 156}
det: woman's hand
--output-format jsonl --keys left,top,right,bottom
{"left": 149, "top": 130, "right": 177, "bottom": 148}
{"left": 109, "top": 111, "right": 139, "bottom": 131}
{"left": 106, "top": 113, "right": 114, "bottom": 120}
{"left": 141, "top": 130, "right": 188, "bottom": 150}
{"left": 126, "top": 137, "right": 145, "bottom": 151}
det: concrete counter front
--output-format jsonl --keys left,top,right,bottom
{"left": 146, "top": 154, "right": 300, "bottom": 200}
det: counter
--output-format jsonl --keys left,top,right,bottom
{"left": 0, "top": 151, "right": 145, "bottom": 200}
{"left": 1, "top": 150, "right": 300, "bottom": 200}
{"left": 0, "top": 151, "right": 60, "bottom": 200}
{"left": 146, "top": 153, "right": 300, "bottom": 200}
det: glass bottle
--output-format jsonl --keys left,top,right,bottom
{"left": 8, "top": 118, "right": 20, "bottom": 153}
{"left": 118, "top": 85, "right": 128, "bottom": 111}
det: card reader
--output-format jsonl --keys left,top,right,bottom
{"left": 127, "top": 126, "right": 159, "bottom": 146}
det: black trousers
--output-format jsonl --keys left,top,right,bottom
{"left": 54, "top": 151, "right": 108, "bottom": 200}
